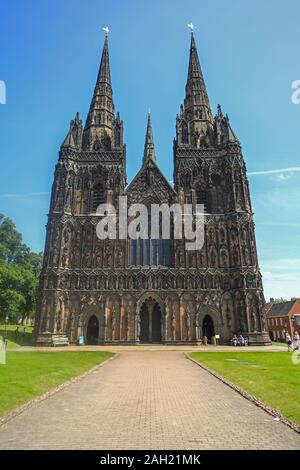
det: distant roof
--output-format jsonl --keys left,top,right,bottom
{"left": 267, "top": 301, "right": 297, "bottom": 318}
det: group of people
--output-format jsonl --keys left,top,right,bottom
{"left": 286, "top": 331, "right": 299, "bottom": 352}
{"left": 232, "top": 334, "right": 247, "bottom": 347}
{"left": 15, "top": 326, "right": 26, "bottom": 337}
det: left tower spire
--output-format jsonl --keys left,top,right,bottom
{"left": 82, "top": 31, "right": 121, "bottom": 150}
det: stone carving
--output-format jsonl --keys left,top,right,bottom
{"left": 35, "top": 31, "right": 268, "bottom": 347}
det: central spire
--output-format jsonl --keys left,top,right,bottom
{"left": 143, "top": 113, "right": 156, "bottom": 164}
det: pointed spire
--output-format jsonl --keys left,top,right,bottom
{"left": 143, "top": 113, "right": 156, "bottom": 164}
{"left": 61, "top": 112, "right": 83, "bottom": 150}
{"left": 96, "top": 34, "right": 111, "bottom": 87}
{"left": 82, "top": 33, "right": 115, "bottom": 149}
{"left": 184, "top": 32, "right": 213, "bottom": 125}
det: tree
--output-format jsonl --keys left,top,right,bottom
{"left": 274, "top": 298, "right": 288, "bottom": 304}
{"left": 0, "top": 214, "right": 43, "bottom": 323}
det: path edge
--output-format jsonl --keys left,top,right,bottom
{"left": 186, "top": 353, "right": 300, "bottom": 435}
{"left": 0, "top": 352, "right": 119, "bottom": 427}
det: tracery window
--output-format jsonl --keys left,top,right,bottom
{"left": 129, "top": 208, "right": 170, "bottom": 267}
{"left": 196, "top": 188, "right": 211, "bottom": 213}
{"left": 92, "top": 184, "right": 105, "bottom": 213}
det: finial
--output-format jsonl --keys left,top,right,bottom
{"left": 102, "top": 26, "right": 110, "bottom": 36}
{"left": 187, "top": 23, "right": 195, "bottom": 33}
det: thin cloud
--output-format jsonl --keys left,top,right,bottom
{"left": 248, "top": 166, "right": 300, "bottom": 176}
{"left": 0, "top": 192, "right": 50, "bottom": 199}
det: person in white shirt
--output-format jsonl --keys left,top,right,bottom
{"left": 292, "top": 331, "right": 299, "bottom": 351}
{"left": 286, "top": 333, "right": 292, "bottom": 352}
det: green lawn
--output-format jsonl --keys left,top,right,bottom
{"left": 0, "top": 324, "right": 33, "bottom": 349}
{"left": 189, "top": 352, "right": 300, "bottom": 425}
{"left": 0, "top": 351, "right": 114, "bottom": 417}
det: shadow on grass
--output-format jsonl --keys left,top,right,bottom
{"left": 0, "top": 327, "right": 33, "bottom": 347}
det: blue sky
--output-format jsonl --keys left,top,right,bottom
{"left": 0, "top": 0, "right": 299, "bottom": 300}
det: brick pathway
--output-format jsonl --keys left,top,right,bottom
{"left": 0, "top": 351, "right": 299, "bottom": 450}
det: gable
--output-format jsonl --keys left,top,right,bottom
{"left": 126, "top": 159, "right": 176, "bottom": 205}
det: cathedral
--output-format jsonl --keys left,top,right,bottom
{"left": 35, "top": 31, "right": 271, "bottom": 346}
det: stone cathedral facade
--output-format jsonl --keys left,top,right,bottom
{"left": 35, "top": 33, "right": 270, "bottom": 346}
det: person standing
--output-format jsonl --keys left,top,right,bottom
{"left": 292, "top": 331, "right": 299, "bottom": 351}
{"left": 286, "top": 333, "right": 292, "bottom": 352}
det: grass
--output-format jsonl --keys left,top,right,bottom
{"left": 0, "top": 324, "right": 34, "bottom": 349}
{"left": 0, "top": 351, "right": 114, "bottom": 417}
{"left": 189, "top": 351, "right": 300, "bottom": 425}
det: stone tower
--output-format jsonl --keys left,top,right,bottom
{"left": 35, "top": 32, "right": 270, "bottom": 346}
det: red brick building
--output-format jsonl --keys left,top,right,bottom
{"left": 266, "top": 298, "right": 300, "bottom": 341}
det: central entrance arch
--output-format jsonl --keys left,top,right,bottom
{"left": 140, "top": 300, "right": 162, "bottom": 343}
{"left": 86, "top": 315, "right": 99, "bottom": 345}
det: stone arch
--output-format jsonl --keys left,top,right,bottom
{"left": 81, "top": 304, "right": 105, "bottom": 345}
{"left": 137, "top": 292, "right": 166, "bottom": 343}
{"left": 196, "top": 305, "right": 222, "bottom": 342}
{"left": 137, "top": 292, "right": 165, "bottom": 315}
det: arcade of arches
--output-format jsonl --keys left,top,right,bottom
{"left": 74, "top": 293, "right": 260, "bottom": 345}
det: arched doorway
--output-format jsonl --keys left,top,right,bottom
{"left": 140, "top": 300, "right": 162, "bottom": 343}
{"left": 86, "top": 315, "right": 99, "bottom": 345}
{"left": 202, "top": 314, "right": 215, "bottom": 343}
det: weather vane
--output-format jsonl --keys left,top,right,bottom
{"left": 103, "top": 26, "right": 110, "bottom": 36}
{"left": 187, "top": 23, "right": 195, "bottom": 33}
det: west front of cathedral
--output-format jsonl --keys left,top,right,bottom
{"left": 35, "top": 32, "right": 271, "bottom": 346}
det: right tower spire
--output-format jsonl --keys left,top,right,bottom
{"left": 185, "top": 32, "right": 213, "bottom": 126}
{"left": 176, "top": 31, "right": 214, "bottom": 149}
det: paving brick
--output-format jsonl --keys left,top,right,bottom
{"left": 0, "top": 351, "right": 299, "bottom": 450}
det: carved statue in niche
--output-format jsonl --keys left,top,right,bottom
{"left": 52, "top": 246, "right": 59, "bottom": 266}
{"left": 64, "top": 175, "right": 73, "bottom": 211}
{"left": 146, "top": 167, "right": 155, "bottom": 186}
{"left": 261, "top": 311, "right": 267, "bottom": 332}
{"left": 106, "top": 244, "right": 114, "bottom": 268}
{"left": 230, "top": 226, "right": 237, "bottom": 241}
{"left": 185, "top": 308, "right": 191, "bottom": 341}
{"left": 223, "top": 298, "right": 232, "bottom": 329}
{"left": 136, "top": 311, "right": 141, "bottom": 342}
{"left": 95, "top": 245, "right": 103, "bottom": 267}
{"left": 226, "top": 188, "right": 234, "bottom": 210}
{"left": 181, "top": 121, "right": 188, "bottom": 144}
{"left": 221, "top": 249, "right": 229, "bottom": 267}
{"left": 171, "top": 307, "right": 176, "bottom": 341}
{"left": 251, "top": 308, "right": 258, "bottom": 332}
{"left": 219, "top": 227, "right": 226, "bottom": 244}
{"left": 123, "top": 311, "right": 129, "bottom": 341}
{"left": 111, "top": 304, "right": 117, "bottom": 340}
{"left": 232, "top": 246, "right": 239, "bottom": 266}
{"left": 208, "top": 227, "right": 214, "bottom": 244}
{"left": 54, "top": 174, "right": 65, "bottom": 211}
{"left": 116, "top": 246, "right": 124, "bottom": 268}
{"left": 61, "top": 247, "right": 69, "bottom": 268}
{"left": 210, "top": 249, "right": 217, "bottom": 268}
{"left": 75, "top": 230, "right": 81, "bottom": 246}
